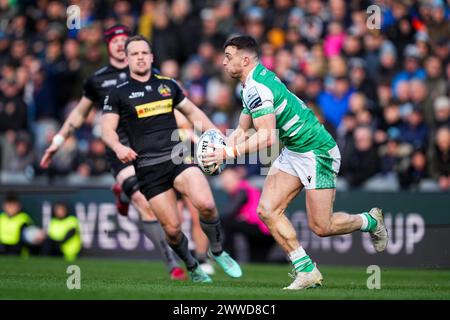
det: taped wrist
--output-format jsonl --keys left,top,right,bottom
{"left": 52, "top": 134, "right": 65, "bottom": 147}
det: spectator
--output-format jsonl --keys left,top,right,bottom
{"left": 385, "top": 2, "right": 414, "bottom": 57}
{"left": 199, "top": 7, "right": 227, "bottom": 50}
{"left": 363, "top": 31, "right": 384, "bottom": 81}
{"left": 151, "top": 2, "right": 178, "bottom": 66}
{"left": 0, "top": 81, "right": 28, "bottom": 134}
{"left": 425, "top": 2, "right": 450, "bottom": 47}
{"left": 171, "top": 0, "right": 202, "bottom": 65}
{"left": 377, "top": 40, "right": 398, "bottom": 84}
{"left": 220, "top": 167, "right": 274, "bottom": 262}
{"left": 42, "top": 202, "right": 82, "bottom": 261}
{"left": 409, "top": 79, "right": 428, "bottom": 111}
{"left": 392, "top": 44, "right": 426, "bottom": 96}
{"left": 348, "top": 57, "right": 377, "bottom": 103}
{"left": 398, "top": 105, "right": 428, "bottom": 149}
{"left": 379, "top": 128, "right": 412, "bottom": 176}
{"left": 243, "top": 6, "right": 267, "bottom": 45}
{"left": 398, "top": 148, "right": 429, "bottom": 190}
{"left": 341, "top": 126, "right": 380, "bottom": 187}
{"left": 423, "top": 56, "right": 447, "bottom": 128}
{"left": 428, "top": 126, "right": 450, "bottom": 191}
{"left": 318, "top": 75, "right": 354, "bottom": 130}
{"left": 77, "top": 137, "right": 109, "bottom": 177}
{"left": 324, "top": 21, "right": 346, "bottom": 58}
{"left": 433, "top": 96, "right": 450, "bottom": 129}
{"left": 342, "top": 34, "right": 363, "bottom": 60}
{"left": 2, "top": 131, "right": 35, "bottom": 174}
{"left": 336, "top": 111, "right": 357, "bottom": 157}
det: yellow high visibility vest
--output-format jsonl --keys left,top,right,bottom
{"left": 0, "top": 212, "right": 32, "bottom": 245}
{"left": 48, "top": 216, "right": 82, "bottom": 261}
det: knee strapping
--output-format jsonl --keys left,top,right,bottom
{"left": 122, "top": 175, "right": 140, "bottom": 199}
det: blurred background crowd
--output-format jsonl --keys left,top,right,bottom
{"left": 0, "top": 0, "right": 449, "bottom": 191}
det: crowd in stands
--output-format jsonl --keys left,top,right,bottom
{"left": 0, "top": 0, "right": 449, "bottom": 190}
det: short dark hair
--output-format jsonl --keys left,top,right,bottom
{"left": 223, "top": 35, "right": 259, "bottom": 57}
{"left": 4, "top": 192, "right": 19, "bottom": 204}
{"left": 125, "top": 35, "right": 152, "bottom": 54}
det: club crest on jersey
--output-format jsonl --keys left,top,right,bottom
{"left": 158, "top": 84, "right": 172, "bottom": 97}
{"left": 129, "top": 91, "right": 145, "bottom": 99}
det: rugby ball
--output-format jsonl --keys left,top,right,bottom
{"left": 196, "top": 129, "right": 226, "bottom": 176}
{"left": 23, "top": 226, "right": 44, "bottom": 245}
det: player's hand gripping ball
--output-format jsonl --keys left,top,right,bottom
{"left": 196, "top": 129, "right": 227, "bottom": 175}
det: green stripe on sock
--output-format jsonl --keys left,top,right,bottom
{"left": 292, "top": 255, "right": 314, "bottom": 272}
{"left": 362, "top": 212, "right": 378, "bottom": 232}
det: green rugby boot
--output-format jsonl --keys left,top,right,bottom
{"left": 209, "top": 250, "right": 242, "bottom": 278}
{"left": 189, "top": 264, "right": 213, "bottom": 283}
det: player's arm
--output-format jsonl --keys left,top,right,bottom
{"left": 234, "top": 113, "right": 276, "bottom": 155}
{"left": 101, "top": 92, "right": 137, "bottom": 163}
{"left": 176, "top": 98, "right": 218, "bottom": 133}
{"left": 230, "top": 84, "right": 277, "bottom": 156}
{"left": 60, "top": 96, "right": 94, "bottom": 138}
{"left": 101, "top": 113, "right": 137, "bottom": 163}
{"left": 40, "top": 96, "right": 93, "bottom": 168}
{"left": 226, "top": 110, "right": 253, "bottom": 147}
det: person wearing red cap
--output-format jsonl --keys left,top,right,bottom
{"left": 40, "top": 25, "right": 187, "bottom": 281}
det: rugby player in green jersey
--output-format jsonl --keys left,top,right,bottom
{"left": 203, "top": 35, "right": 388, "bottom": 290}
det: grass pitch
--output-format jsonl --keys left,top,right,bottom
{"left": 0, "top": 256, "right": 449, "bottom": 300}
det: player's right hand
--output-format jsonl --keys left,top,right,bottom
{"left": 40, "top": 144, "right": 59, "bottom": 169}
{"left": 115, "top": 144, "right": 137, "bottom": 163}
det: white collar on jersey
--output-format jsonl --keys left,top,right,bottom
{"left": 243, "top": 64, "right": 259, "bottom": 88}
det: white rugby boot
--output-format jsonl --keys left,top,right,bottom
{"left": 368, "top": 207, "right": 388, "bottom": 252}
{"left": 283, "top": 264, "right": 323, "bottom": 290}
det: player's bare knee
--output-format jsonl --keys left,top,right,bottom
{"left": 195, "top": 198, "right": 216, "bottom": 218}
{"left": 257, "top": 201, "right": 277, "bottom": 222}
{"left": 309, "top": 222, "right": 332, "bottom": 237}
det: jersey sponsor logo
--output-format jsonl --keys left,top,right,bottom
{"left": 101, "top": 79, "right": 117, "bottom": 88}
{"left": 158, "top": 84, "right": 172, "bottom": 97}
{"left": 128, "top": 91, "right": 145, "bottom": 99}
{"left": 246, "top": 87, "right": 262, "bottom": 110}
{"left": 135, "top": 99, "right": 173, "bottom": 118}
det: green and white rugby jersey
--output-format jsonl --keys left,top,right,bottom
{"left": 241, "top": 63, "right": 336, "bottom": 153}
